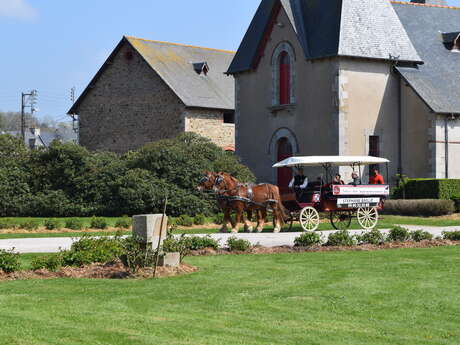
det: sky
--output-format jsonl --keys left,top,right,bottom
{"left": 0, "top": 0, "right": 459, "bottom": 123}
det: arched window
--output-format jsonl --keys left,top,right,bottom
{"left": 271, "top": 42, "right": 296, "bottom": 106}
{"left": 279, "top": 52, "right": 291, "bottom": 105}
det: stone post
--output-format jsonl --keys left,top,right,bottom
{"left": 132, "top": 214, "right": 168, "bottom": 250}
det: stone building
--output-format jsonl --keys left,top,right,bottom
{"left": 69, "top": 36, "right": 236, "bottom": 153}
{"left": 227, "top": 0, "right": 460, "bottom": 187}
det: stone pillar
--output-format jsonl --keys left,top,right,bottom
{"left": 132, "top": 214, "right": 168, "bottom": 250}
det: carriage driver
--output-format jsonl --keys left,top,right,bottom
{"left": 289, "top": 168, "right": 309, "bottom": 202}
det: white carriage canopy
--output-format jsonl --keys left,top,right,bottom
{"left": 273, "top": 156, "right": 390, "bottom": 168}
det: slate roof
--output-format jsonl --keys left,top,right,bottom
{"left": 227, "top": 0, "right": 421, "bottom": 74}
{"left": 69, "top": 37, "right": 235, "bottom": 113}
{"left": 393, "top": 2, "right": 460, "bottom": 114}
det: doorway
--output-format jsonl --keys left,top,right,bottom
{"left": 277, "top": 137, "right": 293, "bottom": 194}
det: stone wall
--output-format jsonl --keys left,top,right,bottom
{"left": 77, "top": 41, "right": 186, "bottom": 153}
{"left": 184, "top": 109, "right": 235, "bottom": 149}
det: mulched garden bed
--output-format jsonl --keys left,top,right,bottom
{"left": 0, "top": 262, "right": 198, "bottom": 281}
{"left": 190, "top": 239, "right": 460, "bottom": 256}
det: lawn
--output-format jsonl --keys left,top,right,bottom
{"left": 1, "top": 247, "right": 460, "bottom": 345}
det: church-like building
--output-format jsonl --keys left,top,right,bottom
{"left": 227, "top": 0, "right": 460, "bottom": 188}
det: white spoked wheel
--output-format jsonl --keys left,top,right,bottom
{"left": 357, "top": 207, "right": 379, "bottom": 230}
{"left": 300, "top": 207, "right": 320, "bottom": 232}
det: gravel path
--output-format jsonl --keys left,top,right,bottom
{"left": 0, "top": 225, "right": 459, "bottom": 253}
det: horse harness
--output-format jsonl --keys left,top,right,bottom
{"left": 215, "top": 179, "right": 278, "bottom": 209}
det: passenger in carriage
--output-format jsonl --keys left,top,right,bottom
{"left": 289, "top": 168, "right": 309, "bottom": 202}
{"left": 333, "top": 174, "right": 345, "bottom": 185}
{"left": 369, "top": 169, "right": 385, "bottom": 185}
{"left": 349, "top": 172, "right": 360, "bottom": 185}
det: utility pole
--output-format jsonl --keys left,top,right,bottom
{"left": 69, "top": 86, "right": 79, "bottom": 143}
{"left": 21, "top": 90, "right": 38, "bottom": 141}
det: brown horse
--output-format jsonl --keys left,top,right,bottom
{"left": 213, "top": 172, "right": 288, "bottom": 233}
{"left": 197, "top": 171, "right": 254, "bottom": 233}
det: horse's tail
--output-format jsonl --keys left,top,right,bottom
{"left": 268, "top": 185, "right": 289, "bottom": 225}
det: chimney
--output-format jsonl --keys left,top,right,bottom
{"left": 411, "top": 0, "right": 448, "bottom": 5}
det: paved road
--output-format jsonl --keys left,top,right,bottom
{"left": 0, "top": 225, "right": 458, "bottom": 253}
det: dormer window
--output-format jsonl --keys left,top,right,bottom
{"left": 193, "top": 62, "right": 209, "bottom": 75}
{"left": 440, "top": 31, "right": 460, "bottom": 51}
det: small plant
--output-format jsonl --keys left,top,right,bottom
{"left": 90, "top": 217, "right": 108, "bottom": 229}
{"left": 193, "top": 214, "right": 206, "bottom": 226}
{"left": 115, "top": 217, "right": 132, "bottom": 229}
{"left": 44, "top": 219, "right": 62, "bottom": 231}
{"left": 65, "top": 218, "right": 84, "bottom": 230}
{"left": 168, "top": 217, "right": 178, "bottom": 227}
{"left": 443, "top": 231, "right": 460, "bottom": 241}
{"left": 326, "top": 230, "right": 355, "bottom": 247}
{"left": 162, "top": 234, "right": 193, "bottom": 262}
{"left": 226, "top": 237, "right": 251, "bottom": 252}
{"left": 188, "top": 235, "right": 219, "bottom": 250}
{"left": 387, "top": 226, "right": 411, "bottom": 242}
{"left": 176, "top": 215, "right": 194, "bottom": 227}
{"left": 0, "top": 249, "right": 21, "bottom": 273}
{"left": 19, "top": 220, "right": 40, "bottom": 231}
{"left": 119, "top": 236, "right": 156, "bottom": 273}
{"left": 31, "top": 254, "right": 63, "bottom": 272}
{"left": 410, "top": 230, "right": 433, "bottom": 242}
{"left": 0, "top": 222, "right": 11, "bottom": 230}
{"left": 294, "top": 232, "right": 322, "bottom": 247}
{"left": 213, "top": 213, "right": 225, "bottom": 225}
{"left": 356, "top": 229, "right": 386, "bottom": 245}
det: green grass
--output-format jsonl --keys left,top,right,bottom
{"left": 1, "top": 247, "right": 459, "bottom": 344}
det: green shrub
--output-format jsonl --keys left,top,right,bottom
{"left": 326, "top": 230, "right": 356, "bottom": 247}
{"left": 0, "top": 249, "right": 21, "bottom": 273}
{"left": 90, "top": 217, "right": 108, "bottom": 229}
{"left": 19, "top": 220, "right": 40, "bottom": 230}
{"left": 176, "top": 215, "right": 194, "bottom": 227}
{"left": 213, "top": 213, "right": 225, "bottom": 225}
{"left": 65, "top": 218, "right": 84, "bottom": 230}
{"left": 0, "top": 222, "right": 11, "bottom": 229}
{"left": 443, "top": 231, "right": 460, "bottom": 241}
{"left": 410, "top": 230, "right": 433, "bottom": 242}
{"left": 393, "top": 179, "right": 460, "bottom": 200}
{"left": 294, "top": 232, "right": 322, "bottom": 247}
{"left": 356, "top": 229, "right": 386, "bottom": 245}
{"left": 226, "top": 237, "right": 251, "bottom": 252}
{"left": 188, "top": 235, "right": 219, "bottom": 250}
{"left": 119, "top": 236, "right": 156, "bottom": 273}
{"left": 44, "top": 219, "right": 62, "bottom": 230}
{"left": 193, "top": 214, "right": 206, "bottom": 226}
{"left": 383, "top": 199, "right": 455, "bottom": 217}
{"left": 162, "top": 234, "right": 193, "bottom": 261}
{"left": 115, "top": 217, "right": 132, "bottom": 229}
{"left": 168, "top": 217, "right": 178, "bottom": 227}
{"left": 451, "top": 194, "right": 460, "bottom": 213}
{"left": 31, "top": 254, "right": 63, "bottom": 272}
{"left": 61, "top": 235, "right": 124, "bottom": 267}
{"left": 387, "top": 226, "right": 411, "bottom": 242}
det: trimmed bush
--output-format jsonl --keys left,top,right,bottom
{"left": 44, "top": 219, "right": 62, "bottom": 230}
{"left": 226, "top": 237, "right": 251, "bottom": 252}
{"left": 115, "top": 217, "right": 132, "bottom": 229}
{"left": 0, "top": 249, "right": 20, "bottom": 273}
{"left": 294, "top": 232, "right": 322, "bottom": 247}
{"left": 61, "top": 235, "right": 124, "bottom": 267}
{"left": 0, "top": 222, "right": 11, "bottom": 230}
{"left": 393, "top": 179, "right": 460, "bottom": 200}
{"left": 410, "top": 230, "right": 433, "bottom": 242}
{"left": 176, "top": 215, "right": 194, "bottom": 227}
{"left": 188, "top": 235, "right": 219, "bottom": 250}
{"left": 387, "top": 226, "right": 411, "bottom": 242}
{"left": 65, "top": 218, "right": 84, "bottom": 230}
{"left": 162, "top": 234, "right": 193, "bottom": 262}
{"left": 383, "top": 199, "right": 455, "bottom": 217}
{"left": 31, "top": 254, "right": 63, "bottom": 272}
{"left": 356, "top": 229, "right": 386, "bottom": 245}
{"left": 119, "top": 236, "right": 156, "bottom": 273}
{"left": 193, "top": 214, "right": 206, "bottom": 226}
{"left": 451, "top": 194, "right": 460, "bottom": 213}
{"left": 19, "top": 220, "right": 40, "bottom": 231}
{"left": 443, "top": 231, "right": 460, "bottom": 241}
{"left": 326, "top": 230, "right": 356, "bottom": 247}
{"left": 90, "top": 217, "right": 108, "bottom": 229}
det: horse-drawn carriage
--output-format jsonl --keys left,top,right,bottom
{"left": 273, "top": 156, "right": 390, "bottom": 231}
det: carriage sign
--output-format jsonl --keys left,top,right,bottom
{"left": 333, "top": 185, "right": 390, "bottom": 196}
{"left": 337, "top": 197, "right": 380, "bottom": 208}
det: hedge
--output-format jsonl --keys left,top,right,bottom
{"left": 383, "top": 199, "right": 455, "bottom": 217}
{"left": 393, "top": 179, "right": 460, "bottom": 200}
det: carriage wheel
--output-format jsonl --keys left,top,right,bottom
{"left": 357, "top": 207, "right": 379, "bottom": 230}
{"left": 330, "top": 211, "right": 352, "bottom": 230}
{"left": 300, "top": 207, "right": 320, "bottom": 232}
